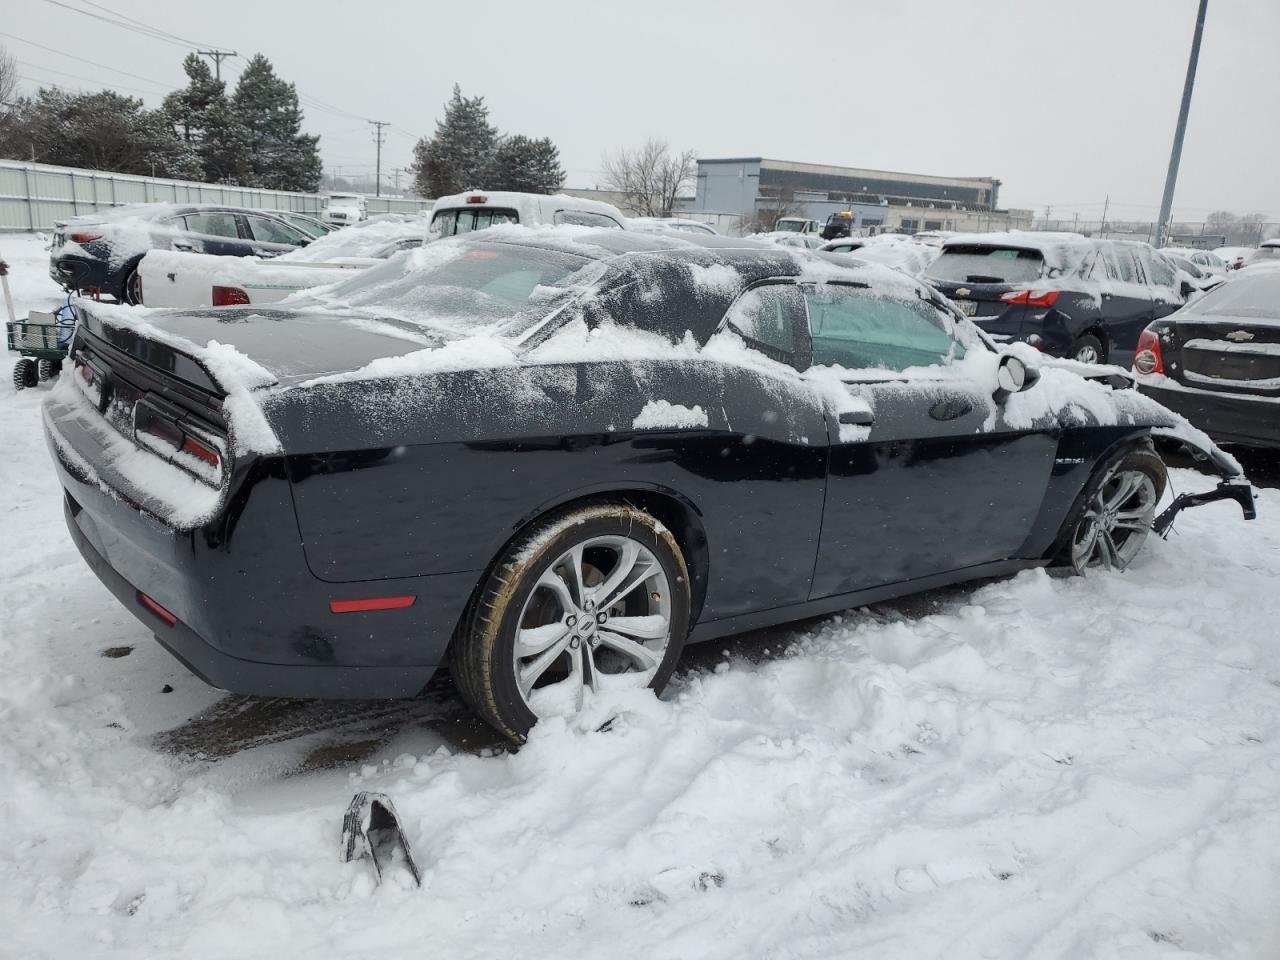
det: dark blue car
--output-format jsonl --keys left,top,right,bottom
{"left": 49, "top": 204, "right": 314, "bottom": 303}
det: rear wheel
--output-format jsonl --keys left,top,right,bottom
{"left": 122, "top": 267, "right": 143, "bottom": 305}
{"left": 13, "top": 358, "right": 37, "bottom": 390}
{"left": 451, "top": 503, "right": 691, "bottom": 741}
{"left": 1063, "top": 447, "right": 1167, "bottom": 573}
{"left": 1070, "top": 333, "right": 1105, "bottom": 365}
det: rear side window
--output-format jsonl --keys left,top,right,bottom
{"left": 1149, "top": 255, "right": 1176, "bottom": 287}
{"left": 553, "top": 210, "right": 622, "bottom": 229}
{"left": 184, "top": 213, "right": 239, "bottom": 238}
{"left": 724, "top": 284, "right": 807, "bottom": 365}
{"left": 805, "top": 285, "right": 964, "bottom": 372}
{"left": 1112, "top": 246, "right": 1140, "bottom": 283}
{"left": 925, "top": 246, "right": 1044, "bottom": 283}
{"left": 247, "top": 216, "right": 309, "bottom": 246}
{"left": 432, "top": 207, "right": 519, "bottom": 237}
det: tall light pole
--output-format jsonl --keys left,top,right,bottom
{"left": 1155, "top": 0, "right": 1209, "bottom": 249}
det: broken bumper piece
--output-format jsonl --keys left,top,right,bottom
{"left": 1153, "top": 480, "right": 1256, "bottom": 537}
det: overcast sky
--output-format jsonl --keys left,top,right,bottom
{"left": 8, "top": 0, "right": 1279, "bottom": 221}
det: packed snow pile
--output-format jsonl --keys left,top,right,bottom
{"left": 3, "top": 231, "right": 1279, "bottom": 958}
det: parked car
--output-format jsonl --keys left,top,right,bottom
{"left": 1215, "top": 247, "right": 1253, "bottom": 272}
{"left": 1133, "top": 266, "right": 1280, "bottom": 447}
{"left": 45, "top": 228, "right": 1252, "bottom": 740}
{"left": 1158, "top": 250, "right": 1226, "bottom": 296}
{"left": 1244, "top": 239, "right": 1280, "bottom": 268}
{"left": 923, "top": 233, "right": 1186, "bottom": 366}
{"left": 627, "top": 217, "right": 719, "bottom": 236}
{"left": 429, "top": 191, "right": 627, "bottom": 237}
{"left": 49, "top": 204, "right": 314, "bottom": 304}
{"left": 323, "top": 193, "right": 368, "bottom": 227}
{"left": 1162, "top": 246, "right": 1228, "bottom": 279}
{"left": 137, "top": 216, "right": 428, "bottom": 308}
{"left": 821, "top": 236, "right": 940, "bottom": 276}
{"left": 774, "top": 217, "right": 822, "bottom": 235}
{"left": 265, "top": 210, "right": 334, "bottom": 238}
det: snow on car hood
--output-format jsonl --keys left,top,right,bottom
{"left": 281, "top": 215, "right": 430, "bottom": 263}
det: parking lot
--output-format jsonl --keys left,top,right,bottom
{"left": 4, "top": 230, "right": 1280, "bottom": 958}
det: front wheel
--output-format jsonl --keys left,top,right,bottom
{"left": 122, "top": 267, "right": 143, "bottom": 305}
{"left": 1064, "top": 447, "right": 1167, "bottom": 573}
{"left": 451, "top": 503, "right": 691, "bottom": 741}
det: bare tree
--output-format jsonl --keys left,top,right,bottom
{"left": 601, "top": 138, "right": 696, "bottom": 217}
{"left": 0, "top": 46, "right": 18, "bottom": 108}
{"left": 740, "top": 187, "right": 807, "bottom": 235}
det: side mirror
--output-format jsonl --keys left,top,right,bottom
{"left": 993, "top": 354, "right": 1038, "bottom": 403}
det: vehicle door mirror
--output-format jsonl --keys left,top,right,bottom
{"left": 993, "top": 354, "right": 1038, "bottom": 403}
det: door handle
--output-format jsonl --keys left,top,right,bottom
{"left": 171, "top": 241, "right": 195, "bottom": 252}
{"left": 929, "top": 397, "right": 974, "bottom": 421}
{"left": 838, "top": 409, "right": 874, "bottom": 426}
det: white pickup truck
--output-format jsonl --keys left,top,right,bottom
{"left": 137, "top": 216, "right": 428, "bottom": 308}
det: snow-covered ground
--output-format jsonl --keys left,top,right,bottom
{"left": 2, "top": 230, "right": 1279, "bottom": 958}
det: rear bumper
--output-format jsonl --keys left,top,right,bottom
{"left": 1137, "top": 378, "right": 1280, "bottom": 448}
{"left": 64, "top": 494, "right": 437, "bottom": 698}
{"left": 49, "top": 253, "right": 119, "bottom": 297}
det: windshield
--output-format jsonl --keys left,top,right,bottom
{"left": 925, "top": 246, "right": 1046, "bottom": 284}
{"left": 774, "top": 219, "right": 804, "bottom": 232}
{"left": 1184, "top": 269, "right": 1280, "bottom": 319}
{"left": 314, "top": 241, "right": 598, "bottom": 334}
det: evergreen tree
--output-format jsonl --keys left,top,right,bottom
{"left": 0, "top": 87, "right": 198, "bottom": 179}
{"left": 488, "top": 135, "right": 564, "bottom": 194}
{"left": 230, "top": 54, "right": 322, "bottom": 192}
{"left": 162, "top": 53, "right": 249, "bottom": 183}
{"left": 411, "top": 85, "right": 498, "bottom": 197}
{"left": 163, "top": 54, "right": 222, "bottom": 144}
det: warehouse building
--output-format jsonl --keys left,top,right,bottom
{"left": 681, "top": 157, "right": 1032, "bottom": 235}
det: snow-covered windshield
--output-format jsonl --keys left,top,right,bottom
{"left": 1184, "top": 268, "right": 1280, "bottom": 319}
{"left": 313, "top": 241, "right": 597, "bottom": 334}
{"left": 925, "top": 246, "right": 1046, "bottom": 284}
{"left": 774, "top": 219, "right": 806, "bottom": 233}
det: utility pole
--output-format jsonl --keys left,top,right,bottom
{"left": 1100, "top": 194, "right": 1110, "bottom": 238}
{"left": 196, "top": 49, "right": 237, "bottom": 81}
{"left": 368, "top": 120, "right": 389, "bottom": 198}
{"left": 1155, "top": 0, "right": 1209, "bottom": 249}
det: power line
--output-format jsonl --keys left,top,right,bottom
{"left": 196, "top": 49, "right": 237, "bottom": 81}
{"left": 42, "top": 0, "right": 199, "bottom": 48}
{"left": 14, "top": 58, "right": 168, "bottom": 97}
{"left": 0, "top": 30, "right": 177, "bottom": 90}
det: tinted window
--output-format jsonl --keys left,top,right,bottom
{"left": 319, "top": 243, "right": 594, "bottom": 333}
{"left": 184, "top": 213, "right": 239, "bottom": 238}
{"left": 248, "top": 216, "right": 308, "bottom": 246}
{"left": 1149, "top": 254, "right": 1177, "bottom": 287}
{"left": 553, "top": 210, "right": 621, "bottom": 229}
{"left": 805, "top": 285, "right": 964, "bottom": 372}
{"left": 723, "top": 284, "right": 806, "bottom": 365}
{"left": 284, "top": 214, "right": 330, "bottom": 236}
{"left": 1184, "top": 269, "right": 1280, "bottom": 318}
{"left": 432, "top": 207, "right": 519, "bottom": 237}
{"left": 926, "top": 246, "right": 1044, "bottom": 283}
{"left": 1112, "top": 247, "right": 1139, "bottom": 283}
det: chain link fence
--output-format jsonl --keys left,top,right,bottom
{"left": 1028, "top": 218, "right": 1280, "bottom": 247}
{"left": 0, "top": 159, "right": 431, "bottom": 232}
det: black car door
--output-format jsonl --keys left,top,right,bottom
{"left": 179, "top": 211, "right": 254, "bottom": 256}
{"left": 1138, "top": 245, "right": 1187, "bottom": 322}
{"left": 1098, "top": 243, "right": 1154, "bottom": 366}
{"left": 801, "top": 283, "right": 1059, "bottom": 598}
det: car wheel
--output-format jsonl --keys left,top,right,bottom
{"left": 122, "top": 267, "right": 143, "bottom": 305}
{"left": 1070, "top": 334, "right": 1105, "bottom": 365}
{"left": 451, "top": 503, "right": 691, "bottom": 741}
{"left": 13, "top": 358, "right": 38, "bottom": 390}
{"left": 1064, "top": 447, "right": 1167, "bottom": 573}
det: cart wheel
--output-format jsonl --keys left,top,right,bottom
{"left": 38, "top": 359, "right": 58, "bottom": 381}
{"left": 13, "top": 358, "right": 38, "bottom": 390}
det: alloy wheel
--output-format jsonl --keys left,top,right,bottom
{"left": 513, "top": 535, "right": 672, "bottom": 717}
{"left": 1074, "top": 343, "right": 1099, "bottom": 364}
{"left": 1070, "top": 467, "right": 1158, "bottom": 572}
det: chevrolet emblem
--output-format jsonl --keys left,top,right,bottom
{"left": 1225, "top": 330, "right": 1255, "bottom": 342}
{"left": 956, "top": 288, "right": 971, "bottom": 297}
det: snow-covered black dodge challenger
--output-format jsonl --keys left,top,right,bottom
{"left": 43, "top": 227, "right": 1255, "bottom": 739}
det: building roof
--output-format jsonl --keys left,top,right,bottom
{"left": 697, "top": 157, "right": 997, "bottom": 191}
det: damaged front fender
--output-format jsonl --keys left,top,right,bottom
{"left": 1149, "top": 425, "right": 1256, "bottom": 535}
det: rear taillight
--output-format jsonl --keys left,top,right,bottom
{"left": 69, "top": 231, "right": 101, "bottom": 243}
{"left": 181, "top": 435, "right": 221, "bottom": 468}
{"left": 212, "top": 285, "right": 251, "bottom": 306}
{"left": 74, "top": 356, "right": 104, "bottom": 407}
{"left": 1134, "top": 328, "right": 1165, "bottom": 376}
{"left": 1000, "top": 289, "right": 1061, "bottom": 308}
{"left": 134, "top": 398, "right": 224, "bottom": 484}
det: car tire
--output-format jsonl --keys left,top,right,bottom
{"left": 1058, "top": 445, "right": 1167, "bottom": 574}
{"left": 1070, "top": 333, "right": 1106, "bottom": 365}
{"left": 451, "top": 502, "right": 692, "bottom": 741}
{"left": 122, "top": 267, "right": 143, "bottom": 305}
{"left": 13, "top": 358, "right": 38, "bottom": 390}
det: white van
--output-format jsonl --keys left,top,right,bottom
{"left": 323, "top": 193, "right": 368, "bottom": 227}
{"left": 428, "top": 191, "right": 627, "bottom": 238}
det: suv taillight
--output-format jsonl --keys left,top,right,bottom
{"left": 212, "top": 285, "right": 251, "bottom": 306}
{"left": 68, "top": 231, "right": 102, "bottom": 243}
{"left": 1134, "top": 327, "right": 1165, "bottom": 376}
{"left": 1000, "top": 289, "right": 1061, "bottom": 308}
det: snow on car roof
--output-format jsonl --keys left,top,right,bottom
{"left": 280, "top": 215, "right": 431, "bottom": 262}
{"left": 940, "top": 230, "right": 1098, "bottom": 275}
